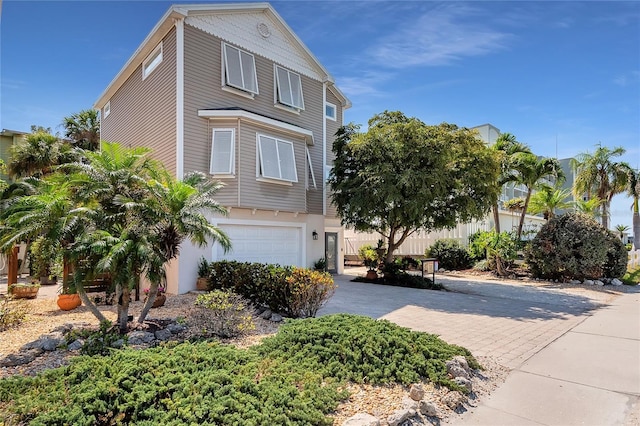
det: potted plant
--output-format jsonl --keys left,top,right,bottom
{"left": 196, "top": 257, "right": 209, "bottom": 291}
{"left": 57, "top": 281, "right": 81, "bottom": 311}
{"left": 9, "top": 279, "right": 41, "bottom": 299}
{"left": 359, "top": 245, "right": 379, "bottom": 280}
{"left": 144, "top": 286, "right": 166, "bottom": 308}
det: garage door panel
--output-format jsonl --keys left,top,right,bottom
{"left": 216, "top": 224, "right": 302, "bottom": 266}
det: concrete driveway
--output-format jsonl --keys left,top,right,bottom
{"left": 319, "top": 268, "right": 640, "bottom": 425}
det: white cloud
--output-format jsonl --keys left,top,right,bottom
{"left": 336, "top": 71, "right": 392, "bottom": 97}
{"left": 613, "top": 71, "right": 640, "bottom": 87}
{"left": 370, "top": 5, "right": 512, "bottom": 68}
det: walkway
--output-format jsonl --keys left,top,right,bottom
{"left": 319, "top": 268, "right": 640, "bottom": 425}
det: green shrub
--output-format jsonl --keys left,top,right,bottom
{"left": 69, "top": 320, "right": 126, "bottom": 356}
{"left": 0, "top": 297, "right": 30, "bottom": 332}
{"left": 526, "top": 212, "right": 627, "bottom": 280}
{"left": 197, "top": 256, "right": 209, "bottom": 278}
{"left": 255, "top": 314, "right": 478, "bottom": 391}
{"left": 207, "top": 262, "right": 334, "bottom": 318}
{"left": 426, "top": 239, "right": 472, "bottom": 270}
{"left": 193, "top": 290, "right": 255, "bottom": 338}
{"left": 358, "top": 244, "right": 378, "bottom": 270}
{"left": 284, "top": 268, "right": 336, "bottom": 318}
{"left": 468, "top": 231, "right": 518, "bottom": 273}
{"left": 0, "top": 314, "right": 478, "bottom": 424}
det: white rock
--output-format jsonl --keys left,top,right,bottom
{"left": 402, "top": 396, "right": 418, "bottom": 410}
{"left": 595, "top": 280, "right": 604, "bottom": 286}
{"left": 452, "top": 355, "right": 471, "bottom": 373}
{"left": 611, "top": 278, "right": 623, "bottom": 286}
{"left": 570, "top": 280, "right": 582, "bottom": 285}
{"left": 446, "top": 360, "right": 470, "bottom": 380}
{"left": 419, "top": 400, "right": 438, "bottom": 417}
{"left": 342, "top": 413, "right": 380, "bottom": 426}
{"left": 454, "top": 377, "right": 473, "bottom": 393}
{"left": 583, "top": 280, "right": 595, "bottom": 286}
{"left": 387, "top": 409, "right": 415, "bottom": 426}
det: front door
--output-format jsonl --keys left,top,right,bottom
{"left": 325, "top": 232, "right": 338, "bottom": 273}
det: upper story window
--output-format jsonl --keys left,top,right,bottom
{"left": 103, "top": 101, "right": 111, "bottom": 118}
{"left": 257, "top": 134, "right": 298, "bottom": 183}
{"left": 275, "top": 65, "right": 304, "bottom": 110}
{"left": 210, "top": 129, "right": 235, "bottom": 176}
{"left": 143, "top": 43, "right": 163, "bottom": 80}
{"left": 223, "top": 43, "right": 258, "bottom": 95}
{"left": 325, "top": 102, "right": 336, "bottom": 121}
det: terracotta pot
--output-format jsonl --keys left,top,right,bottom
{"left": 196, "top": 277, "right": 209, "bottom": 291}
{"left": 10, "top": 285, "right": 40, "bottom": 299}
{"left": 152, "top": 294, "right": 166, "bottom": 308}
{"left": 365, "top": 270, "right": 378, "bottom": 280}
{"left": 57, "top": 294, "right": 82, "bottom": 311}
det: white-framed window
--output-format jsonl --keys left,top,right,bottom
{"left": 275, "top": 65, "right": 304, "bottom": 110}
{"left": 325, "top": 102, "right": 336, "bottom": 121}
{"left": 257, "top": 134, "right": 298, "bottom": 183}
{"left": 143, "top": 43, "right": 163, "bottom": 80}
{"left": 223, "top": 43, "right": 258, "bottom": 95}
{"left": 306, "top": 147, "right": 317, "bottom": 189}
{"left": 210, "top": 129, "right": 235, "bottom": 176}
{"left": 103, "top": 101, "right": 111, "bottom": 118}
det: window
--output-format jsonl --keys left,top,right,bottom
{"left": 103, "top": 101, "right": 111, "bottom": 118}
{"left": 306, "top": 147, "right": 317, "bottom": 189}
{"left": 223, "top": 43, "right": 258, "bottom": 94}
{"left": 143, "top": 43, "right": 163, "bottom": 79}
{"left": 210, "top": 129, "right": 235, "bottom": 175}
{"left": 257, "top": 134, "right": 298, "bottom": 183}
{"left": 325, "top": 102, "right": 336, "bottom": 121}
{"left": 275, "top": 65, "right": 304, "bottom": 110}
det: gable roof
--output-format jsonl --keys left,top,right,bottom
{"left": 94, "top": 3, "right": 350, "bottom": 110}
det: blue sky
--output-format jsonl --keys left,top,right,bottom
{"left": 1, "top": 1, "right": 639, "bottom": 229}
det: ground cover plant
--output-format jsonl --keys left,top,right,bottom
{"left": 0, "top": 314, "right": 478, "bottom": 425}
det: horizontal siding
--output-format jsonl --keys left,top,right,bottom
{"left": 238, "top": 122, "right": 307, "bottom": 212}
{"left": 325, "top": 90, "right": 343, "bottom": 218}
{"left": 183, "top": 24, "right": 323, "bottom": 214}
{"left": 101, "top": 28, "right": 177, "bottom": 174}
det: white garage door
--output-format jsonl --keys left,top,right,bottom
{"left": 216, "top": 224, "right": 302, "bottom": 266}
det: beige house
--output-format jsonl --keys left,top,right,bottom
{"left": 94, "top": 3, "right": 350, "bottom": 293}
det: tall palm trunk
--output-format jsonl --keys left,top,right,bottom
{"left": 517, "top": 190, "right": 533, "bottom": 240}
{"left": 633, "top": 198, "right": 640, "bottom": 249}
{"left": 601, "top": 201, "right": 610, "bottom": 229}
{"left": 138, "top": 281, "right": 160, "bottom": 324}
{"left": 492, "top": 203, "right": 501, "bottom": 233}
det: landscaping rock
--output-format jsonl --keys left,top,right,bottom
{"left": 260, "top": 309, "right": 273, "bottom": 320}
{"left": 402, "top": 396, "right": 418, "bottom": 410}
{"left": 452, "top": 356, "right": 471, "bottom": 374}
{"left": 446, "top": 360, "right": 470, "bottom": 380}
{"left": 583, "top": 279, "right": 595, "bottom": 285}
{"left": 0, "top": 349, "right": 41, "bottom": 367}
{"left": 442, "top": 391, "right": 466, "bottom": 410}
{"left": 611, "top": 278, "right": 623, "bottom": 286}
{"left": 112, "top": 339, "right": 125, "bottom": 349}
{"left": 22, "top": 336, "right": 63, "bottom": 352}
{"left": 409, "top": 383, "right": 424, "bottom": 401}
{"left": 167, "top": 323, "right": 186, "bottom": 334}
{"left": 419, "top": 400, "right": 438, "bottom": 417}
{"left": 570, "top": 279, "right": 582, "bottom": 284}
{"left": 155, "top": 329, "right": 173, "bottom": 341}
{"left": 128, "top": 331, "right": 155, "bottom": 345}
{"left": 342, "top": 413, "right": 380, "bottom": 426}
{"left": 67, "top": 340, "right": 83, "bottom": 351}
{"left": 594, "top": 280, "right": 605, "bottom": 286}
{"left": 454, "top": 377, "right": 473, "bottom": 393}
{"left": 270, "top": 313, "right": 283, "bottom": 322}
{"left": 387, "top": 408, "right": 415, "bottom": 426}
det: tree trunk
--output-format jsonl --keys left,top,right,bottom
{"left": 517, "top": 190, "right": 533, "bottom": 240}
{"left": 492, "top": 203, "right": 501, "bottom": 233}
{"left": 601, "top": 201, "right": 610, "bottom": 229}
{"left": 76, "top": 284, "right": 107, "bottom": 323}
{"left": 633, "top": 198, "right": 639, "bottom": 249}
{"left": 117, "top": 285, "right": 131, "bottom": 333}
{"left": 17, "top": 240, "right": 30, "bottom": 275}
{"left": 138, "top": 280, "right": 158, "bottom": 324}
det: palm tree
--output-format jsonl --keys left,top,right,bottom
{"left": 571, "top": 145, "right": 631, "bottom": 229}
{"left": 490, "top": 133, "right": 532, "bottom": 233}
{"left": 62, "top": 109, "right": 100, "bottom": 151}
{"left": 527, "top": 184, "right": 571, "bottom": 220}
{"left": 7, "top": 132, "right": 79, "bottom": 179}
{"left": 627, "top": 168, "right": 639, "bottom": 249}
{"left": 512, "top": 154, "right": 564, "bottom": 239}
{"left": 614, "top": 224, "right": 630, "bottom": 241}
{"left": 574, "top": 197, "right": 603, "bottom": 218}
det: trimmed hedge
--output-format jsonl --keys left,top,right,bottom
{"left": 207, "top": 261, "right": 335, "bottom": 318}
{"left": 426, "top": 239, "right": 473, "bottom": 270}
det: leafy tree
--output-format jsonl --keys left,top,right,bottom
{"left": 614, "top": 224, "right": 630, "bottom": 241}
{"left": 7, "top": 132, "right": 79, "bottom": 179}
{"left": 511, "top": 154, "right": 564, "bottom": 239}
{"left": 627, "top": 168, "right": 639, "bottom": 248}
{"left": 329, "top": 111, "right": 500, "bottom": 263}
{"left": 527, "top": 184, "right": 571, "bottom": 220}
{"left": 30, "top": 124, "right": 54, "bottom": 135}
{"left": 490, "top": 133, "right": 532, "bottom": 233}
{"left": 571, "top": 145, "right": 631, "bottom": 229}
{"left": 62, "top": 109, "right": 100, "bottom": 151}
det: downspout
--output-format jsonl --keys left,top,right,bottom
{"left": 175, "top": 17, "right": 184, "bottom": 180}
{"left": 322, "top": 82, "right": 327, "bottom": 216}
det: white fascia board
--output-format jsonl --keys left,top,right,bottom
{"left": 93, "top": 8, "right": 187, "bottom": 109}
{"left": 327, "top": 83, "right": 351, "bottom": 109}
{"left": 198, "top": 109, "right": 314, "bottom": 145}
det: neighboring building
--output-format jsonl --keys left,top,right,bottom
{"left": 94, "top": 3, "right": 350, "bottom": 293}
{"left": 0, "top": 129, "right": 27, "bottom": 182}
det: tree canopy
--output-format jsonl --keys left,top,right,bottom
{"left": 329, "top": 111, "right": 500, "bottom": 262}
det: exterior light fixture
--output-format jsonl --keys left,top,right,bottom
{"left": 312, "top": 230, "right": 318, "bottom": 240}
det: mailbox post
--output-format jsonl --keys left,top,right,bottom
{"left": 421, "top": 258, "right": 438, "bottom": 284}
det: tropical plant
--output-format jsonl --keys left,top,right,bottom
{"left": 330, "top": 111, "right": 500, "bottom": 263}
{"left": 503, "top": 197, "right": 526, "bottom": 212}
{"left": 614, "top": 224, "right": 630, "bottom": 241}
{"left": 490, "top": 133, "right": 532, "bottom": 233}
{"left": 62, "top": 108, "right": 100, "bottom": 151}
{"left": 426, "top": 239, "right": 472, "bottom": 270}
{"left": 571, "top": 145, "right": 631, "bottom": 229}
{"left": 7, "top": 132, "right": 79, "bottom": 179}
{"left": 358, "top": 244, "right": 378, "bottom": 271}
{"left": 527, "top": 184, "right": 572, "bottom": 220}
{"left": 511, "top": 154, "right": 564, "bottom": 239}
{"left": 627, "top": 168, "right": 639, "bottom": 248}
{"left": 573, "top": 197, "right": 603, "bottom": 217}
